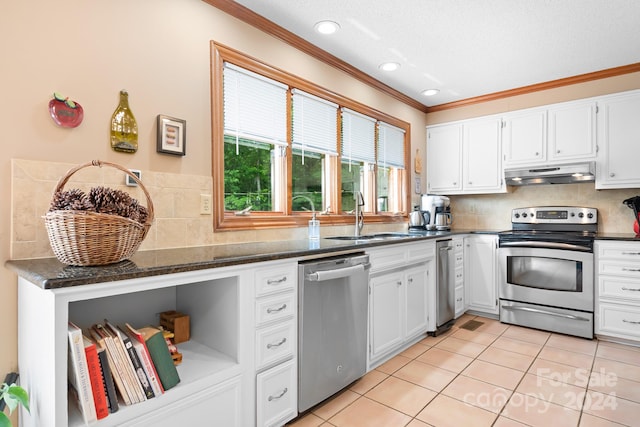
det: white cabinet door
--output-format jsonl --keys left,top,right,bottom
{"left": 463, "top": 117, "right": 504, "bottom": 193}
{"left": 596, "top": 90, "right": 640, "bottom": 189}
{"left": 548, "top": 99, "right": 597, "bottom": 163}
{"left": 405, "top": 263, "right": 429, "bottom": 340}
{"left": 502, "top": 108, "right": 547, "bottom": 167}
{"left": 426, "top": 124, "right": 463, "bottom": 193}
{"left": 465, "top": 235, "right": 498, "bottom": 315}
{"left": 369, "top": 271, "right": 404, "bottom": 360}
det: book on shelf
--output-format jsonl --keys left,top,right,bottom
{"left": 90, "top": 323, "right": 134, "bottom": 406}
{"left": 114, "top": 324, "right": 155, "bottom": 400}
{"left": 103, "top": 320, "right": 147, "bottom": 403}
{"left": 135, "top": 325, "right": 181, "bottom": 391}
{"left": 95, "top": 344, "right": 119, "bottom": 414}
{"left": 123, "top": 323, "right": 164, "bottom": 397}
{"left": 67, "top": 322, "right": 97, "bottom": 424}
{"left": 82, "top": 334, "right": 109, "bottom": 420}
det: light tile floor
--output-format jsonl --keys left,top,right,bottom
{"left": 287, "top": 314, "right": 640, "bottom": 427}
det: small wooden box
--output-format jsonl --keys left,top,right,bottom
{"left": 159, "top": 310, "right": 190, "bottom": 344}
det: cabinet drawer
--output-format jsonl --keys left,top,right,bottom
{"left": 368, "top": 246, "right": 407, "bottom": 273}
{"left": 256, "top": 321, "right": 296, "bottom": 370}
{"left": 597, "top": 242, "right": 640, "bottom": 261}
{"left": 455, "top": 266, "right": 464, "bottom": 283}
{"left": 454, "top": 285, "right": 465, "bottom": 317}
{"left": 454, "top": 253, "right": 464, "bottom": 265}
{"left": 599, "top": 276, "right": 640, "bottom": 302}
{"left": 599, "top": 261, "right": 640, "bottom": 279}
{"left": 407, "top": 241, "right": 435, "bottom": 263}
{"left": 256, "top": 358, "right": 297, "bottom": 427}
{"left": 597, "top": 302, "right": 640, "bottom": 340}
{"left": 454, "top": 239, "right": 464, "bottom": 252}
{"left": 255, "top": 263, "right": 296, "bottom": 297}
{"left": 256, "top": 292, "right": 295, "bottom": 327}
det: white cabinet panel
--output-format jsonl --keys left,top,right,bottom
{"left": 465, "top": 235, "right": 498, "bottom": 315}
{"left": 596, "top": 90, "right": 640, "bottom": 189}
{"left": 426, "top": 124, "right": 463, "bottom": 193}
{"left": 503, "top": 108, "right": 547, "bottom": 166}
{"left": 463, "top": 117, "right": 504, "bottom": 193}
{"left": 548, "top": 99, "right": 596, "bottom": 162}
{"left": 256, "top": 359, "right": 297, "bottom": 427}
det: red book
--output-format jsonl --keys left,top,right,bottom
{"left": 83, "top": 334, "right": 109, "bottom": 420}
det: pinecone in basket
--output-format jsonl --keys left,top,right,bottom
{"left": 49, "top": 186, "right": 148, "bottom": 225}
{"left": 87, "top": 186, "right": 148, "bottom": 224}
{"left": 49, "top": 189, "right": 92, "bottom": 211}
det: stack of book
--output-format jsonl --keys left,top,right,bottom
{"left": 67, "top": 320, "right": 181, "bottom": 423}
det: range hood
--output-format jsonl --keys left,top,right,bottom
{"left": 504, "top": 162, "right": 595, "bottom": 186}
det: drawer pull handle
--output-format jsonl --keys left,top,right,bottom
{"left": 267, "top": 304, "right": 288, "bottom": 314}
{"left": 267, "top": 338, "right": 287, "bottom": 349}
{"left": 621, "top": 268, "right": 640, "bottom": 272}
{"left": 268, "top": 387, "right": 288, "bottom": 401}
{"left": 622, "top": 319, "right": 640, "bottom": 325}
{"left": 267, "top": 276, "right": 287, "bottom": 285}
{"left": 622, "top": 287, "right": 640, "bottom": 292}
{"left": 621, "top": 252, "right": 640, "bottom": 255}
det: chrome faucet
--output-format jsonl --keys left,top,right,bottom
{"left": 354, "top": 191, "right": 364, "bottom": 237}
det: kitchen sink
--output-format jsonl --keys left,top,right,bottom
{"left": 325, "top": 232, "right": 416, "bottom": 241}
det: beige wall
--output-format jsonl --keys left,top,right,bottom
{"left": 0, "top": 0, "right": 426, "bottom": 407}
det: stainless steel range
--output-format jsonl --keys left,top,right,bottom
{"left": 498, "top": 206, "right": 597, "bottom": 339}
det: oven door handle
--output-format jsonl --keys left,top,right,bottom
{"left": 499, "top": 241, "right": 592, "bottom": 252}
{"left": 501, "top": 305, "right": 591, "bottom": 322}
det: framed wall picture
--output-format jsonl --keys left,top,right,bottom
{"left": 157, "top": 115, "right": 186, "bottom": 156}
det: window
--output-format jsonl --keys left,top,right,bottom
{"left": 211, "top": 42, "right": 409, "bottom": 231}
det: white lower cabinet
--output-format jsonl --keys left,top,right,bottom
{"left": 453, "top": 237, "right": 465, "bottom": 318}
{"left": 256, "top": 359, "right": 297, "bottom": 427}
{"left": 17, "top": 258, "right": 300, "bottom": 427}
{"left": 465, "top": 235, "right": 498, "bottom": 315}
{"left": 368, "top": 242, "right": 435, "bottom": 367}
{"left": 253, "top": 262, "right": 298, "bottom": 427}
{"left": 596, "top": 241, "right": 640, "bottom": 342}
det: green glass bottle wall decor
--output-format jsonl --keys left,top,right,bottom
{"left": 110, "top": 90, "right": 138, "bottom": 153}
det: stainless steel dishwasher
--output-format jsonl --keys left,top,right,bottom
{"left": 298, "top": 253, "right": 370, "bottom": 413}
{"left": 434, "top": 239, "right": 455, "bottom": 335}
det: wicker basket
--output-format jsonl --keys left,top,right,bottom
{"left": 44, "top": 160, "right": 154, "bottom": 266}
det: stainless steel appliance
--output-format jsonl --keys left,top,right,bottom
{"left": 504, "top": 162, "right": 596, "bottom": 186}
{"left": 421, "top": 195, "right": 452, "bottom": 230}
{"left": 433, "top": 239, "right": 455, "bottom": 334}
{"left": 298, "top": 253, "right": 370, "bottom": 412}
{"left": 498, "top": 206, "right": 597, "bottom": 339}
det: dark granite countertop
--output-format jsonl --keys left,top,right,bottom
{"left": 6, "top": 230, "right": 480, "bottom": 290}
{"left": 595, "top": 233, "right": 640, "bottom": 241}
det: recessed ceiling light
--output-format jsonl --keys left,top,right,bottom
{"left": 379, "top": 62, "right": 400, "bottom": 71}
{"left": 314, "top": 20, "right": 340, "bottom": 35}
{"left": 422, "top": 89, "right": 440, "bottom": 97}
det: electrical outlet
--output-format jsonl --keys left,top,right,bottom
{"left": 200, "top": 194, "right": 212, "bottom": 215}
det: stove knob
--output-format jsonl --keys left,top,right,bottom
{"left": 514, "top": 213, "right": 520, "bottom": 219}
{"left": 578, "top": 212, "right": 584, "bottom": 218}
{"left": 522, "top": 213, "right": 527, "bottom": 218}
{"left": 587, "top": 213, "right": 594, "bottom": 219}
{"left": 570, "top": 212, "right": 575, "bottom": 217}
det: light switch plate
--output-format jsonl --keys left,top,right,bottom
{"left": 126, "top": 169, "right": 142, "bottom": 187}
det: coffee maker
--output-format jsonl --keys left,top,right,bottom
{"left": 420, "top": 194, "right": 452, "bottom": 230}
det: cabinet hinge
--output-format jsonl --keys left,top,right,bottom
{"left": 368, "top": 285, "right": 371, "bottom": 295}
{"left": 595, "top": 105, "right": 599, "bottom": 114}
{"left": 596, "top": 144, "right": 599, "bottom": 153}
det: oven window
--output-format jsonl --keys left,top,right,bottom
{"left": 506, "top": 256, "right": 582, "bottom": 292}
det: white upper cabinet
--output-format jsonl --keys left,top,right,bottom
{"left": 503, "top": 99, "right": 597, "bottom": 168}
{"left": 427, "top": 116, "right": 504, "bottom": 195}
{"left": 426, "top": 124, "right": 463, "bottom": 193}
{"left": 502, "top": 107, "right": 547, "bottom": 167}
{"left": 548, "top": 99, "right": 597, "bottom": 162}
{"left": 596, "top": 89, "right": 640, "bottom": 189}
{"left": 463, "top": 116, "right": 505, "bottom": 193}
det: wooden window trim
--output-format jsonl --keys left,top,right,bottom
{"left": 211, "top": 41, "right": 410, "bottom": 231}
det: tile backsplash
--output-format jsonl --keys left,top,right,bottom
{"left": 10, "top": 159, "right": 640, "bottom": 260}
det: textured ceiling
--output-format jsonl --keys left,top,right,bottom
{"left": 233, "top": 0, "right": 640, "bottom": 107}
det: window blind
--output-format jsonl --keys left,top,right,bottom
{"left": 377, "top": 122, "right": 406, "bottom": 169}
{"left": 223, "top": 62, "right": 288, "bottom": 151}
{"left": 341, "top": 108, "right": 376, "bottom": 164}
{"left": 292, "top": 90, "right": 338, "bottom": 164}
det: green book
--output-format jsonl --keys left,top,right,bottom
{"left": 136, "top": 326, "right": 180, "bottom": 391}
